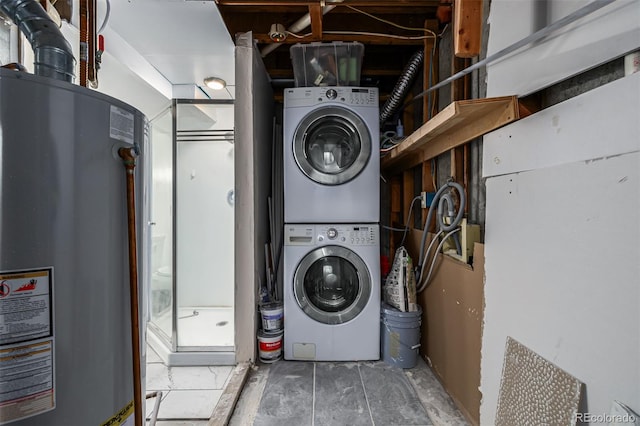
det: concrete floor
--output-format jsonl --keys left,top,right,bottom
{"left": 228, "top": 357, "right": 470, "bottom": 426}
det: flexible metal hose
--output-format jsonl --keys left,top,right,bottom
{"left": 0, "top": 0, "right": 75, "bottom": 82}
{"left": 379, "top": 49, "right": 424, "bottom": 124}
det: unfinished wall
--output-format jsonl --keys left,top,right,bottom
{"left": 485, "top": 0, "right": 640, "bottom": 97}
{"left": 481, "top": 54, "right": 640, "bottom": 426}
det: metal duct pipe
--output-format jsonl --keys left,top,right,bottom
{"left": 379, "top": 49, "right": 424, "bottom": 124}
{"left": 260, "top": 0, "right": 343, "bottom": 57}
{"left": 0, "top": 0, "right": 75, "bottom": 82}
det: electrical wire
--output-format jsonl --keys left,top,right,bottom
{"left": 415, "top": 181, "right": 466, "bottom": 291}
{"left": 399, "top": 195, "right": 422, "bottom": 247}
{"left": 285, "top": 30, "right": 435, "bottom": 41}
{"left": 97, "top": 0, "right": 110, "bottom": 34}
{"left": 324, "top": 31, "right": 435, "bottom": 40}
{"left": 380, "top": 130, "right": 403, "bottom": 151}
{"left": 417, "top": 229, "right": 443, "bottom": 283}
{"left": 382, "top": 224, "right": 409, "bottom": 232}
{"left": 285, "top": 31, "right": 307, "bottom": 39}
{"left": 344, "top": 4, "right": 438, "bottom": 38}
{"left": 416, "top": 228, "right": 461, "bottom": 293}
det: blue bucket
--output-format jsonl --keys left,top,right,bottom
{"left": 380, "top": 303, "right": 422, "bottom": 368}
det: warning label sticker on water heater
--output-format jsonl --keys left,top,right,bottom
{"left": 0, "top": 269, "right": 53, "bottom": 345}
{"left": 0, "top": 268, "right": 55, "bottom": 424}
{"left": 110, "top": 105, "right": 135, "bottom": 145}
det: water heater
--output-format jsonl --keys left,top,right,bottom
{"left": 0, "top": 68, "right": 147, "bottom": 425}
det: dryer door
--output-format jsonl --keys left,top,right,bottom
{"left": 293, "top": 106, "right": 371, "bottom": 185}
{"left": 293, "top": 245, "right": 371, "bottom": 325}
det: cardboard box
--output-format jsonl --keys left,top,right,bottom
{"left": 407, "top": 230, "right": 484, "bottom": 426}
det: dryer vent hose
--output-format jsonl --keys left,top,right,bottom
{"left": 379, "top": 50, "right": 424, "bottom": 125}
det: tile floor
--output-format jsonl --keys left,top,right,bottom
{"left": 145, "top": 345, "right": 234, "bottom": 424}
{"left": 229, "top": 357, "right": 470, "bottom": 426}
{"left": 144, "top": 344, "right": 470, "bottom": 426}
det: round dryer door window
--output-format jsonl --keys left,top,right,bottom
{"left": 293, "top": 246, "right": 372, "bottom": 325}
{"left": 293, "top": 106, "right": 371, "bottom": 185}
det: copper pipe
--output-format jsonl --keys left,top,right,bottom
{"left": 80, "top": 0, "right": 87, "bottom": 86}
{"left": 118, "top": 147, "right": 143, "bottom": 426}
{"left": 87, "top": 0, "right": 97, "bottom": 85}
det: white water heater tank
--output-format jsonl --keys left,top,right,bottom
{"left": 0, "top": 68, "right": 147, "bottom": 425}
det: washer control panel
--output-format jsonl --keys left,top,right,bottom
{"left": 286, "top": 224, "right": 379, "bottom": 246}
{"left": 284, "top": 87, "right": 379, "bottom": 108}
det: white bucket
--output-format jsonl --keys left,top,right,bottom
{"left": 258, "top": 330, "right": 283, "bottom": 363}
{"left": 260, "top": 301, "right": 284, "bottom": 333}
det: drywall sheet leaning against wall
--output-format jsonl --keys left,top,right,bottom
{"left": 481, "top": 152, "right": 640, "bottom": 423}
{"left": 483, "top": 72, "right": 640, "bottom": 178}
{"left": 407, "top": 231, "right": 484, "bottom": 425}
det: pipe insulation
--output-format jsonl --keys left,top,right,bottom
{"left": 0, "top": 0, "right": 75, "bottom": 82}
{"left": 379, "top": 49, "right": 424, "bottom": 124}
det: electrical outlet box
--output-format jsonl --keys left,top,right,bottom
{"left": 420, "top": 191, "right": 436, "bottom": 209}
{"left": 443, "top": 218, "right": 481, "bottom": 263}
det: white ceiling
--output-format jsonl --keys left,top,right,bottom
{"left": 101, "top": 0, "right": 236, "bottom": 100}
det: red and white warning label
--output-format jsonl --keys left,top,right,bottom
{"left": 0, "top": 268, "right": 55, "bottom": 424}
{"left": 0, "top": 270, "right": 52, "bottom": 346}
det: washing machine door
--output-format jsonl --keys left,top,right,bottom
{"left": 293, "top": 106, "right": 371, "bottom": 185}
{"left": 293, "top": 245, "right": 372, "bottom": 325}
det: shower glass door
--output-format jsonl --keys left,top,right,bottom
{"left": 148, "top": 106, "right": 174, "bottom": 345}
{"left": 176, "top": 100, "right": 235, "bottom": 352}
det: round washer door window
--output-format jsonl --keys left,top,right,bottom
{"left": 293, "top": 246, "right": 371, "bottom": 325}
{"left": 293, "top": 106, "right": 371, "bottom": 185}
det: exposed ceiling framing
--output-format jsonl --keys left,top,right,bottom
{"left": 216, "top": 0, "right": 444, "bottom": 99}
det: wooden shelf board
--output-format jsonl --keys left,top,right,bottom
{"left": 381, "top": 96, "right": 519, "bottom": 173}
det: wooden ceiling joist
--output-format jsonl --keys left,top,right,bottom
{"left": 309, "top": 4, "right": 323, "bottom": 39}
{"left": 216, "top": 0, "right": 438, "bottom": 7}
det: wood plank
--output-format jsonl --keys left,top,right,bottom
{"left": 217, "top": 0, "right": 439, "bottom": 6}
{"left": 308, "top": 4, "right": 323, "bottom": 39}
{"left": 252, "top": 33, "right": 426, "bottom": 45}
{"left": 454, "top": 0, "right": 483, "bottom": 58}
{"left": 208, "top": 362, "right": 251, "bottom": 426}
{"left": 381, "top": 96, "right": 519, "bottom": 173}
{"left": 423, "top": 19, "right": 439, "bottom": 122}
{"left": 390, "top": 175, "right": 402, "bottom": 254}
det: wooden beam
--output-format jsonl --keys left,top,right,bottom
{"left": 253, "top": 33, "right": 425, "bottom": 45}
{"left": 390, "top": 175, "right": 403, "bottom": 254}
{"left": 403, "top": 170, "right": 415, "bottom": 233}
{"left": 308, "top": 4, "right": 323, "bottom": 39}
{"left": 217, "top": 0, "right": 439, "bottom": 6}
{"left": 423, "top": 19, "right": 439, "bottom": 122}
{"left": 381, "top": 96, "right": 519, "bottom": 173}
{"left": 454, "top": 0, "right": 482, "bottom": 58}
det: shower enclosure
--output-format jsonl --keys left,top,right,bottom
{"left": 146, "top": 99, "right": 235, "bottom": 366}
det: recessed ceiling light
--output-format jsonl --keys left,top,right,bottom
{"left": 204, "top": 77, "right": 226, "bottom": 90}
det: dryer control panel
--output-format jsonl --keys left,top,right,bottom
{"left": 285, "top": 224, "right": 379, "bottom": 246}
{"left": 284, "top": 87, "right": 379, "bottom": 108}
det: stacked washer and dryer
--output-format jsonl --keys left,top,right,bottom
{"left": 283, "top": 86, "right": 381, "bottom": 361}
